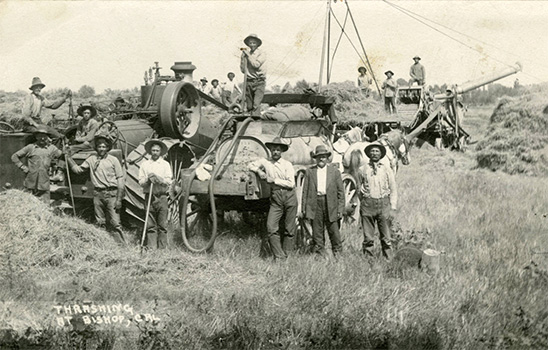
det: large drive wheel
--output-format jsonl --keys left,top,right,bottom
{"left": 159, "top": 82, "right": 200, "bottom": 138}
{"left": 181, "top": 194, "right": 216, "bottom": 253}
{"left": 294, "top": 170, "right": 312, "bottom": 251}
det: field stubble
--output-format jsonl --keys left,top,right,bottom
{"left": 1, "top": 108, "right": 548, "bottom": 349}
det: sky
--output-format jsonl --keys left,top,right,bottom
{"left": 1, "top": 1, "right": 547, "bottom": 93}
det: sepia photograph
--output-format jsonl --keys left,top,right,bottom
{"left": 0, "top": 0, "right": 547, "bottom": 349}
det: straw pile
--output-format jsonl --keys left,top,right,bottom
{"left": 475, "top": 94, "right": 548, "bottom": 176}
{"left": 0, "top": 190, "right": 117, "bottom": 271}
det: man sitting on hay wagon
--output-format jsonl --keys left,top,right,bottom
{"left": 248, "top": 137, "right": 297, "bottom": 260}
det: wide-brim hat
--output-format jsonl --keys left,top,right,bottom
{"left": 29, "top": 77, "right": 45, "bottom": 90}
{"left": 311, "top": 144, "right": 332, "bottom": 158}
{"left": 31, "top": 125, "right": 53, "bottom": 137}
{"left": 358, "top": 66, "right": 367, "bottom": 73}
{"left": 93, "top": 134, "right": 113, "bottom": 150}
{"left": 413, "top": 56, "right": 421, "bottom": 60}
{"left": 384, "top": 70, "right": 394, "bottom": 76}
{"left": 265, "top": 137, "right": 289, "bottom": 152}
{"left": 77, "top": 103, "right": 97, "bottom": 117}
{"left": 200, "top": 77, "right": 208, "bottom": 82}
{"left": 114, "top": 96, "right": 125, "bottom": 103}
{"left": 144, "top": 139, "right": 168, "bottom": 156}
{"left": 211, "top": 79, "right": 219, "bottom": 84}
{"left": 364, "top": 142, "right": 386, "bottom": 159}
{"left": 244, "top": 34, "right": 262, "bottom": 48}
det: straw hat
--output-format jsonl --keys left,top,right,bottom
{"left": 29, "top": 77, "right": 45, "bottom": 90}
{"left": 265, "top": 137, "right": 289, "bottom": 152}
{"left": 77, "top": 103, "right": 97, "bottom": 117}
{"left": 244, "top": 34, "right": 262, "bottom": 48}
{"left": 200, "top": 77, "right": 208, "bottom": 82}
{"left": 144, "top": 139, "right": 168, "bottom": 156}
{"left": 413, "top": 56, "right": 421, "bottom": 60}
{"left": 31, "top": 125, "right": 52, "bottom": 137}
{"left": 364, "top": 142, "right": 386, "bottom": 159}
{"left": 311, "top": 144, "right": 332, "bottom": 158}
{"left": 384, "top": 70, "right": 394, "bottom": 76}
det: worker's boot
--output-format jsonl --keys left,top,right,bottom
{"left": 269, "top": 234, "right": 286, "bottom": 260}
{"left": 282, "top": 235, "right": 295, "bottom": 256}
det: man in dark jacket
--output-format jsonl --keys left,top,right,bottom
{"left": 301, "top": 145, "right": 345, "bottom": 257}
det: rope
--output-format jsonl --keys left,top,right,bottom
{"left": 382, "top": 0, "right": 541, "bottom": 82}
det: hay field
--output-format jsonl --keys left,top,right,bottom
{"left": 1, "top": 102, "right": 548, "bottom": 349}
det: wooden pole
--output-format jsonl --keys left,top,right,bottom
{"left": 318, "top": 0, "right": 330, "bottom": 91}
{"left": 140, "top": 183, "right": 154, "bottom": 253}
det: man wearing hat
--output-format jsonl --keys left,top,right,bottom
{"left": 248, "top": 137, "right": 296, "bottom": 259}
{"left": 357, "top": 142, "right": 397, "bottom": 260}
{"left": 70, "top": 103, "right": 100, "bottom": 152}
{"left": 301, "top": 145, "right": 345, "bottom": 257}
{"left": 22, "top": 77, "right": 71, "bottom": 134}
{"left": 66, "top": 134, "right": 126, "bottom": 244}
{"left": 357, "top": 66, "right": 372, "bottom": 98}
{"left": 240, "top": 34, "right": 267, "bottom": 116}
{"left": 138, "top": 139, "right": 173, "bottom": 249}
{"left": 208, "top": 79, "right": 223, "bottom": 102}
{"left": 11, "top": 126, "right": 64, "bottom": 203}
{"left": 409, "top": 56, "right": 425, "bottom": 86}
{"left": 198, "top": 77, "right": 210, "bottom": 94}
{"left": 381, "top": 70, "right": 398, "bottom": 115}
{"left": 222, "top": 72, "right": 242, "bottom": 105}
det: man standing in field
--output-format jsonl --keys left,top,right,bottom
{"left": 22, "top": 77, "right": 71, "bottom": 138}
{"left": 209, "top": 79, "right": 223, "bottom": 102}
{"left": 11, "top": 126, "right": 64, "bottom": 204}
{"left": 248, "top": 137, "right": 296, "bottom": 260}
{"left": 301, "top": 145, "right": 345, "bottom": 257}
{"left": 381, "top": 70, "right": 398, "bottom": 115}
{"left": 66, "top": 134, "right": 126, "bottom": 244}
{"left": 357, "top": 66, "right": 372, "bottom": 98}
{"left": 358, "top": 143, "right": 397, "bottom": 260}
{"left": 240, "top": 34, "right": 267, "bottom": 116}
{"left": 138, "top": 139, "right": 173, "bottom": 250}
{"left": 222, "top": 72, "right": 242, "bottom": 105}
{"left": 409, "top": 56, "right": 426, "bottom": 86}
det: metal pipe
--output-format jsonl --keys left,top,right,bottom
{"left": 434, "top": 62, "right": 522, "bottom": 100}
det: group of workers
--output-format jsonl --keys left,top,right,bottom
{"left": 358, "top": 55, "right": 426, "bottom": 115}
{"left": 248, "top": 138, "right": 397, "bottom": 261}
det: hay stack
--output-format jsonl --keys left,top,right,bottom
{"left": 0, "top": 190, "right": 118, "bottom": 271}
{"left": 476, "top": 94, "right": 548, "bottom": 176}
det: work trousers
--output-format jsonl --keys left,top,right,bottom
{"left": 360, "top": 197, "right": 392, "bottom": 259}
{"left": 266, "top": 187, "right": 297, "bottom": 259}
{"left": 408, "top": 78, "right": 424, "bottom": 86}
{"left": 145, "top": 193, "right": 168, "bottom": 249}
{"left": 245, "top": 79, "right": 266, "bottom": 116}
{"left": 384, "top": 96, "right": 397, "bottom": 114}
{"left": 312, "top": 195, "right": 342, "bottom": 256}
{"left": 93, "top": 189, "right": 125, "bottom": 244}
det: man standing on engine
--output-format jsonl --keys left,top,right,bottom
{"left": 240, "top": 34, "right": 267, "bottom": 116}
{"left": 409, "top": 56, "right": 426, "bottom": 86}
{"left": 248, "top": 137, "right": 296, "bottom": 260}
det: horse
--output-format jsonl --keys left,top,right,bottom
{"left": 343, "top": 129, "right": 410, "bottom": 176}
{"left": 331, "top": 126, "right": 363, "bottom": 172}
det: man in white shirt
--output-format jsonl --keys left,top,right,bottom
{"left": 248, "top": 137, "right": 296, "bottom": 259}
{"left": 222, "top": 72, "right": 242, "bottom": 105}
{"left": 301, "top": 145, "right": 345, "bottom": 257}
{"left": 358, "top": 143, "right": 397, "bottom": 260}
{"left": 138, "top": 139, "right": 173, "bottom": 249}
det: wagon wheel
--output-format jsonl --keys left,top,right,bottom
{"left": 97, "top": 121, "right": 120, "bottom": 144}
{"left": 0, "top": 121, "right": 16, "bottom": 134}
{"left": 295, "top": 170, "right": 313, "bottom": 251}
{"left": 166, "top": 146, "right": 186, "bottom": 226}
{"left": 341, "top": 173, "right": 360, "bottom": 246}
{"left": 180, "top": 194, "right": 215, "bottom": 253}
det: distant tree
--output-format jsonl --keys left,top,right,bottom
{"left": 78, "top": 85, "right": 96, "bottom": 98}
{"left": 294, "top": 79, "right": 310, "bottom": 92}
{"left": 271, "top": 85, "right": 281, "bottom": 93}
{"left": 397, "top": 78, "right": 407, "bottom": 86}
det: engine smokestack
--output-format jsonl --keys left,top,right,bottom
{"left": 171, "top": 61, "right": 196, "bottom": 83}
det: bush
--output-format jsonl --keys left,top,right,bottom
{"left": 78, "top": 85, "right": 96, "bottom": 99}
